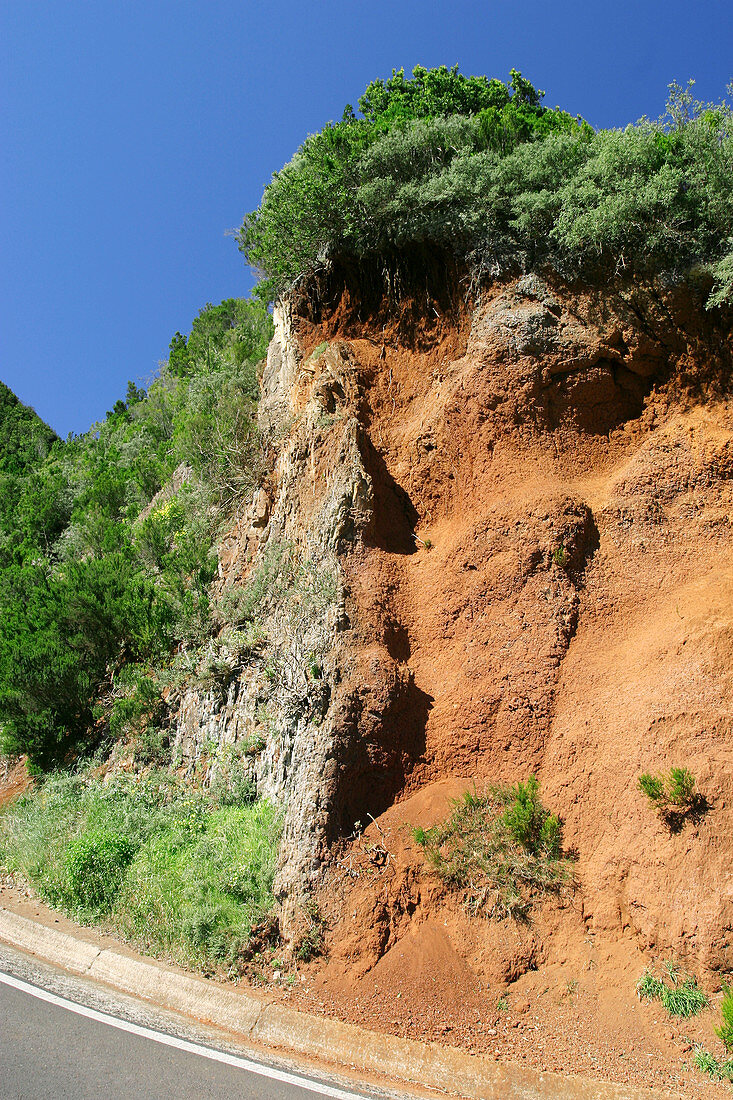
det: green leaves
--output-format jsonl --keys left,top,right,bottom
{"left": 357, "top": 64, "right": 514, "bottom": 123}
{"left": 501, "top": 776, "right": 562, "bottom": 858}
{"left": 708, "top": 242, "right": 733, "bottom": 307}
{"left": 717, "top": 982, "right": 733, "bottom": 1052}
{"left": 0, "top": 382, "right": 56, "bottom": 480}
{"left": 238, "top": 67, "right": 733, "bottom": 301}
{"left": 0, "top": 551, "right": 173, "bottom": 767}
{"left": 64, "top": 830, "right": 136, "bottom": 914}
{"left": 638, "top": 766, "right": 701, "bottom": 829}
{"left": 237, "top": 67, "right": 587, "bottom": 298}
{"left": 0, "top": 294, "right": 272, "bottom": 769}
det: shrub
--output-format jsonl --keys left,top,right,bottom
{"left": 238, "top": 67, "right": 733, "bottom": 304}
{"left": 412, "top": 778, "right": 572, "bottom": 919}
{"left": 108, "top": 664, "right": 165, "bottom": 747}
{"left": 64, "top": 830, "right": 136, "bottom": 914}
{"left": 501, "top": 775, "right": 562, "bottom": 857}
{"left": 552, "top": 545, "right": 569, "bottom": 569}
{"left": 237, "top": 66, "right": 590, "bottom": 297}
{"left": 638, "top": 767, "right": 701, "bottom": 829}
{"left": 1, "top": 770, "right": 182, "bottom": 902}
{"left": 638, "top": 773, "right": 665, "bottom": 804}
{"left": 637, "top": 962, "right": 709, "bottom": 1018}
{"left": 668, "top": 766, "right": 697, "bottom": 806}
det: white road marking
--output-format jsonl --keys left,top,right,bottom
{"left": 0, "top": 969, "right": 372, "bottom": 1100}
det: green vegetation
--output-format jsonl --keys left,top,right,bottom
{"left": 0, "top": 383, "right": 57, "bottom": 536}
{"left": 552, "top": 544, "right": 569, "bottom": 569}
{"left": 3, "top": 67, "right": 731, "bottom": 778}
{"left": 636, "top": 962, "right": 709, "bottom": 1018}
{"left": 308, "top": 341, "right": 329, "bottom": 363}
{"left": 718, "top": 983, "right": 733, "bottom": 1052}
{"left": 64, "top": 830, "right": 135, "bottom": 912}
{"left": 0, "top": 297, "right": 272, "bottom": 770}
{"left": 294, "top": 898, "right": 326, "bottom": 962}
{"left": 2, "top": 61, "right": 732, "bottom": 981}
{"left": 238, "top": 67, "right": 733, "bottom": 308}
{"left": 693, "top": 1047, "right": 733, "bottom": 1085}
{"left": 412, "top": 777, "right": 572, "bottom": 919}
{"left": 638, "top": 767, "right": 701, "bottom": 828}
{"left": 0, "top": 336, "right": 315, "bottom": 968}
{"left": 0, "top": 768, "right": 281, "bottom": 969}
{"left": 637, "top": 964, "right": 733, "bottom": 1085}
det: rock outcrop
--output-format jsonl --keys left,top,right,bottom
{"left": 171, "top": 267, "right": 732, "bottom": 987}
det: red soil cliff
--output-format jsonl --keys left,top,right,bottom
{"left": 262, "top": 267, "right": 733, "bottom": 1096}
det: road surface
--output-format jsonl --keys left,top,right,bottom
{"left": 0, "top": 944, "right": 412, "bottom": 1100}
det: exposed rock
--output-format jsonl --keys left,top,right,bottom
{"left": 172, "top": 272, "right": 732, "bottom": 985}
{"left": 136, "top": 462, "right": 192, "bottom": 522}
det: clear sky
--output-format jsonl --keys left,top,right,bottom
{"left": 2, "top": 0, "right": 732, "bottom": 437}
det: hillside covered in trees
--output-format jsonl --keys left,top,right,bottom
{"left": 0, "top": 299, "right": 272, "bottom": 769}
{"left": 2, "top": 67, "right": 732, "bottom": 772}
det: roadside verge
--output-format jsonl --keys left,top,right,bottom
{"left": 0, "top": 907, "right": 676, "bottom": 1100}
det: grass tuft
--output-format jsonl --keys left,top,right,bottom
{"left": 717, "top": 982, "right": 733, "bottom": 1053}
{"left": 694, "top": 1047, "right": 733, "bottom": 1084}
{"left": 636, "top": 963, "right": 709, "bottom": 1018}
{"left": 412, "top": 777, "right": 573, "bottom": 920}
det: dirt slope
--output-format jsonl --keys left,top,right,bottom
{"left": 274, "top": 270, "right": 733, "bottom": 1096}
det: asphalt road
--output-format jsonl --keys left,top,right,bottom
{"left": 0, "top": 945, "right": 407, "bottom": 1100}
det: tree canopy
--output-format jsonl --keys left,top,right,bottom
{"left": 237, "top": 68, "right": 733, "bottom": 307}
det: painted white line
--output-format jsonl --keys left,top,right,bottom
{"left": 0, "top": 969, "right": 372, "bottom": 1100}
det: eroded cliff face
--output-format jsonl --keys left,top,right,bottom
{"left": 172, "top": 269, "right": 732, "bottom": 997}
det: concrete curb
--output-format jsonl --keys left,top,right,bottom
{"left": 0, "top": 907, "right": 676, "bottom": 1100}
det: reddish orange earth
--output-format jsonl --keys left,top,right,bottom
{"left": 3, "top": 273, "right": 733, "bottom": 1098}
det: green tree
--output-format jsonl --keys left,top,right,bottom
{"left": 237, "top": 68, "right": 732, "bottom": 303}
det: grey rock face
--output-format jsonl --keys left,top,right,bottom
{"left": 170, "top": 312, "right": 378, "bottom": 938}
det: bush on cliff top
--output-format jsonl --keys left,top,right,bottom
{"left": 238, "top": 67, "right": 733, "bottom": 306}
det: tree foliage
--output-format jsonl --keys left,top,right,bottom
{"left": 0, "top": 383, "right": 56, "bottom": 479}
{"left": 237, "top": 68, "right": 733, "bottom": 305}
{"left": 237, "top": 67, "right": 587, "bottom": 299}
{"left": 0, "top": 298, "right": 273, "bottom": 768}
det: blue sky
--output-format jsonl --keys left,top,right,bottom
{"left": 2, "top": 0, "right": 732, "bottom": 436}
